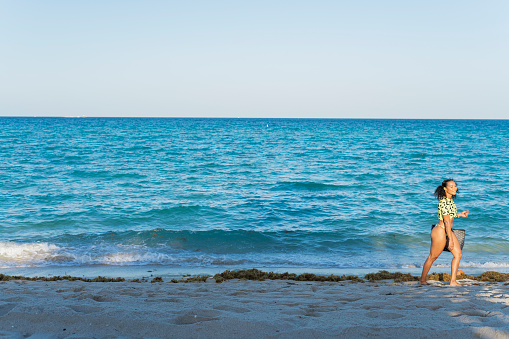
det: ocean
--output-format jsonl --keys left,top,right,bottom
{"left": 1, "top": 117, "right": 508, "bottom": 277}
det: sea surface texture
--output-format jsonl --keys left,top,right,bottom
{"left": 1, "top": 118, "right": 508, "bottom": 271}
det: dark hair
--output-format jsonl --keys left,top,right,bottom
{"left": 434, "top": 179, "right": 458, "bottom": 200}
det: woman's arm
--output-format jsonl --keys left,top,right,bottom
{"left": 457, "top": 210, "right": 469, "bottom": 218}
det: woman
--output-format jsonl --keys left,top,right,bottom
{"left": 419, "top": 179, "right": 469, "bottom": 286}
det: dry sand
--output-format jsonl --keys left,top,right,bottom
{"left": 0, "top": 278, "right": 508, "bottom": 338}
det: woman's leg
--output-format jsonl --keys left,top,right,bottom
{"left": 419, "top": 227, "right": 446, "bottom": 284}
{"left": 449, "top": 232, "right": 463, "bottom": 286}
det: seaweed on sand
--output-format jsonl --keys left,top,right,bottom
{"left": 426, "top": 272, "right": 479, "bottom": 282}
{"left": 0, "top": 274, "right": 125, "bottom": 282}
{"left": 213, "top": 269, "right": 364, "bottom": 283}
{"left": 478, "top": 271, "right": 509, "bottom": 282}
{"left": 170, "top": 275, "right": 210, "bottom": 283}
{"left": 1, "top": 269, "right": 507, "bottom": 284}
{"left": 364, "top": 270, "right": 419, "bottom": 283}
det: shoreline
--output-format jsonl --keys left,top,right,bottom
{"left": 3, "top": 265, "right": 509, "bottom": 280}
{"left": 2, "top": 267, "right": 509, "bottom": 284}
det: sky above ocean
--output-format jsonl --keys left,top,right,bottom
{"left": 1, "top": 1, "right": 508, "bottom": 119}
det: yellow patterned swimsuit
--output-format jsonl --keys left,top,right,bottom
{"left": 436, "top": 197, "right": 458, "bottom": 229}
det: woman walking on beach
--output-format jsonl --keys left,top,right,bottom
{"left": 419, "top": 179, "right": 469, "bottom": 286}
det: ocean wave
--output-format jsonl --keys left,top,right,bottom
{"left": 0, "top": 239, "right": 395, "bottom": 269}
{"left": 3, "top": 238, "right": 509, "bottom": 271}
{"left": 459, "top": 261, "right": 509, "bottom": 269}
{"left": 0, "top": 239, "right": 262, "bottom": 268}
{"left": 3, "top": 228, "right": 509, "bottom": 270}
{"left": 46, "top": 229, "right": 427, "bottom": 254}
{"left": 429, "top": 262, "right": 509, "bottom": 269}
{"left": 0, "top": 241, "right": 66, "bottom": 264}
{"left": 101, "top": 252, "right": 177, "bottom": 264}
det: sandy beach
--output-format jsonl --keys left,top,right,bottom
{"left": 0, "top": 277, "right": 508, "bottom": 339}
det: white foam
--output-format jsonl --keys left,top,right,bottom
{"left": 4, "top": 240, "right": 509, "bottom": 271}
{"left": 430, "top": 261, "right": 509, "bottom": 269}
{"left": 0, "top": 241, "right": 62, "bottom": 264}
{"left": 460, "top": 261, "right": 509, "bottom": 268}
{"left": 0, "top": 241, "right": 226, "bottom": 267}
{"left": 101, "top": 252, "right": 174, "bottom": 264}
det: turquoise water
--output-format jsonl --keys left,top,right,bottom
{"left": 1, "top": 117, "right": 508, "bottom": 273}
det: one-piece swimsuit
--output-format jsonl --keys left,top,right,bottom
{"left": 436, "top": 197, "right": 458, "bottom": 230}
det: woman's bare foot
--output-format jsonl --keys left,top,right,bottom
{"left": 449, "top": 281, "right": 462, "bottom": 287}
{"left": 418, "top": 280, "right": 429, "bottom": 285}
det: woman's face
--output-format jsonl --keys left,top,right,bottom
{"left": 444, "top": 181, "right": 457, "bottom": 197}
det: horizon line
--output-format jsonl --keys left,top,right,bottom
{"left": 1, "top": 115, "right": 508, "bottom": 121}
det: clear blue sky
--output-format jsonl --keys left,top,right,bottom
{"left": 1, "top": 1, "right": 508, "bottom": 118}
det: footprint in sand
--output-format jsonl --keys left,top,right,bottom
{"left": 77, "top": 294, "right": 118, "bottom": 302}
{"left": 0, "top": 303, "right": 17, "bottom": 316}
{"left": 119, "top": 291, "right": 143, "bottom": 297}
{"left": 68, "top": 305, "right": 103, "bottom": 314}
{"left": 173, "top": 310, "right": 221, "bottom": 325}
{"left": 301, "top": 305, "right": 337, "bottom": 317}
{"left": 476, "top": 293, "right": 493, "bottom": 297}
{"left": 0, "top": 297, "right": 25, "bottom": 303}
{"left": 213, "top": 304, "right": 251, "bottom": 313}
{"left": 365, "top": 311, "right": 405, "bottom": 319}
{"left": 448, "top": 310, "right": 493, "bottom": 317}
